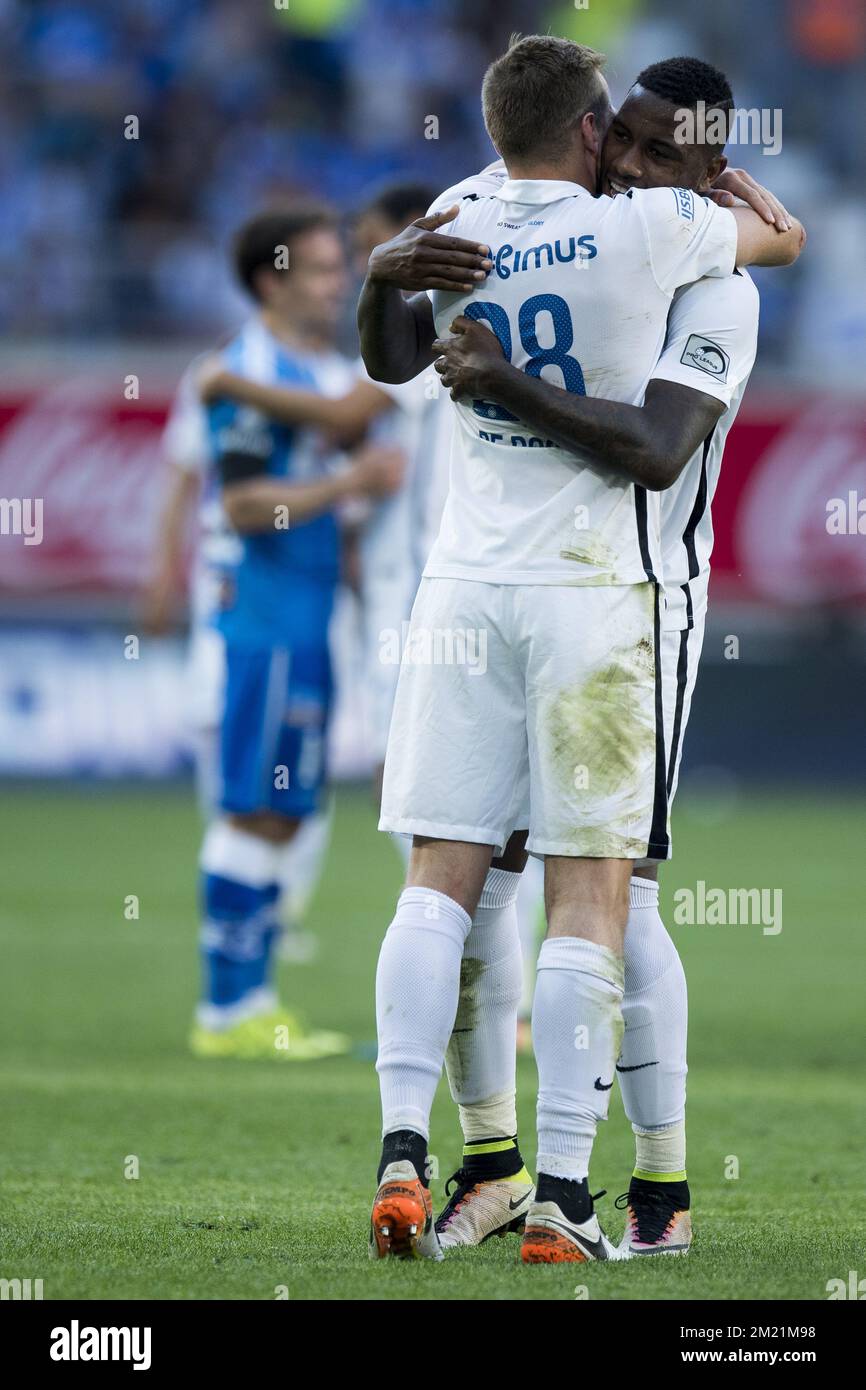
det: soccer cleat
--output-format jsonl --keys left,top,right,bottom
{"left": 615, "top": 1177, "right": 692, "bottom": 1256}
{"left": 190, "top": 1008, "right": 349, "bottom": 1061}
{"left": 521, "top": 1193, "right": 619, "bottom": 1264}
{"left": 369, "top": 1161, "right": 443, "bottom": 1261}
{"left": 435, "top": 1166, "right": 535, "bottom": 1248}
{"left": 256, "top": 1008, "right": 350, "bottom": 1060}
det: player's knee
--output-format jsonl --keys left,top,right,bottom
{"left": 228, "top": 811, "right": 300, "bottom": 844}
{"left": 544, "top": 858, "right": 631, "bottom": 947}
{"left": 406, "top": 836, "right": 493, "bottom": 917}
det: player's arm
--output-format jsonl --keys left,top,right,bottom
{"left": 357, "top": 206, "right": 492, "bottom": 384}
{"left": 641, "top": 186, "right": 805, "bottom": 292}
{"left": 708, "top": 166, "right": 792, "bottom": 231}
{"left": 220, "top": 446, "right": 403, "bottom": 534}
{"left": 199, "top": 365, "right": 394, "bottom": 438}
{"left": 730, "top": 204, "right": 805, "bottom": 267}
{"left": 357, "top": 282, "right": 436, "bottom": 385}
{"left": 141, "top": 462, "right": 201, "bottom": 632}
{"left": 432, "top": 317, "right": 723, "bottom": 491}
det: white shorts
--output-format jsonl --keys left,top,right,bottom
{"left": 186, "top": 622, "right": 226, "bottom": 732}
{"left": 636, "top": 610, "right": 706, "bottom": 865}
{"left": 379, "top": 577, "right": 669, "bottom": 860}
{"left": 185, "top": 622, "right": 226, "bottom": 817}
{"left": 363, "top": 567, "right": 420, "bottom": 764}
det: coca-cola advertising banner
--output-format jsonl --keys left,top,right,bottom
{"left": 0, "top": 382, "right": 864, "bottom": 609}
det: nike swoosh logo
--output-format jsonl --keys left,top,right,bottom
{"left": 615, "top": 1061, "right": 659, "bottom": 1073}
{"left": 508, "top": 1193, "right": 530, "bottom": 1211}
{"left": 534, "top": 1216, "right": 608, "bottom": 1260}
{"left": 594, "top": 1077, "right": 613, "bottom": 1091}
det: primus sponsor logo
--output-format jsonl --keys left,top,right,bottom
{"left": 674, "top": 101, "right": 783, "bottom": 155}
{"left": 379, "top": 622, "right": 487, "bottom": 675}
{"left": 488, "top": 236, "right": 597, "bottom": 278}
{"left": 50, "top": 1320, "right": 152, "bottom": 1370}
{"left": 673, "top": 880, "right": 782, "bottom": 935}
{"left": 0, "top": 496, "right": 42, "bottom": 544}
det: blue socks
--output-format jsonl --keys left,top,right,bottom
{"left": 198, "top": 821, "right": 282, "bottom": 1028}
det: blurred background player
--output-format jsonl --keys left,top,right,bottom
{"left": 351, "top": 184, "right": 451, "bottom": 823}
{"left": 190, "top": 202, "right": 402, "bottom": 1060}
{"left": 143, "top": 356, "right": 330, "bottom": 965}
{"left": 201, "top": 184, "right": 446, "bottom": 807}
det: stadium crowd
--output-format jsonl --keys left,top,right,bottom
{"left": 0, "top": 0, "right": 864, "bottom": 382}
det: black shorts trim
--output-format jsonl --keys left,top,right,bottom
{"left": 681, "top": 428, "right": 714, "bottom": 586}
{"left": 633, "top": 486, "right": 657, "bottom": 583}
{"left": 646, "top": 583, "right": 670, "bottom": 859}
{"left": 666, "top": 626, "right": 691, "bottom": 797}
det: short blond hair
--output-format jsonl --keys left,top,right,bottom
{"left": 482, "top": 35, "right": 608, "bottom": 161}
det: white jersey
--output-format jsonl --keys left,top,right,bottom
{"left": 162, "top": 361, "right": 236, "bottom": 629}
{"left": 650, "top": 269, "right": 759, "bottom": 630}
{"left": 424, "top": 173, "right": 737, "bottom": 587}
{"left": 356, "top": 364, "right": 453, "bottom": 583}
{"left": 353, "top": 364, "right": 454, "bottom": 759}
{"left": 165, "top": 330, "right": 359, "bottom": 630}
{"left": 163, "top": 361, "right": 210, "bottom": 477}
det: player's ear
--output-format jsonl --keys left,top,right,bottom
{"left": 700, "top": 152, "right": 727, "bottom": 192}
{"left": 580, "top": 111, "right": 605, "bottom": 189}
{"left": 580, "top": 110, "right": 602, "bottom": 162}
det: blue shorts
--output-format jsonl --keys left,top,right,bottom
{"left": 219, "top": 643, "right": 331, "bottom": 819}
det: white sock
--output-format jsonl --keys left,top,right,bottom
{"left": 198, "top": 819, "right": 281, "bottom": 1028}
{"left": 620, "top": 877, "right": 688, "bottom": 1173}
{"left": 376, "top": 886, "right": 472, "bottom": 1140}
{"left": 445, "top": 867, "right": 523, "bottom": 1140}
{"left": 200, "top": 818, "right": 280, "bottom": 884}
{"left": 515, "top": 855, "right": 545, "bottom": 1018}
{"left": 273, "top": 808, "right": 331, "bottom": 925}
{"left": 534, "top": 936, "right": 624, "bottom": 1182}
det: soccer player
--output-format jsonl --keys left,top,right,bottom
{"left": 201, "top": 184, "right": 453, "bottom": 812}
{"left": 145, "top": 362, "right": 333, "bottom": 964}
{"left": 191, "top": 204, "right": 402, "bottom": 1061}
{"left": 358, "top": 36, "right": 803, "bottom": 1262}
{"left": 423, "top": 57, "right": 785, "bottom": 1257}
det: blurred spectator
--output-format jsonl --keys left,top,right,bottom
{"left": 0, "top": 0, "right": 862, "bottom": 382}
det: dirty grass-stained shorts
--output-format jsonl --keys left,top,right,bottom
{"left": 379, "top": 576, "right": 669, "bottom": 860}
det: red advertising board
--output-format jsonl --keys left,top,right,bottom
{"left": 0, "top": 383, "right": 863, "bottom": 608}
{"left": 710, "top": 397, "right": 866, "bottom": 606}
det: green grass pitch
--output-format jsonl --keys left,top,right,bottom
{"left": 1, "top": 782, "right": 864, "bottom": 1301}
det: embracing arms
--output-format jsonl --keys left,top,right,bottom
{"left": 432, "top": 316, "right": 723, "bottom": 492}
{"left": 357, "top": 169, "right": 804, "bottom": 390}
{"left": 357, "top": 206, "right": 493, "bottom": 383}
